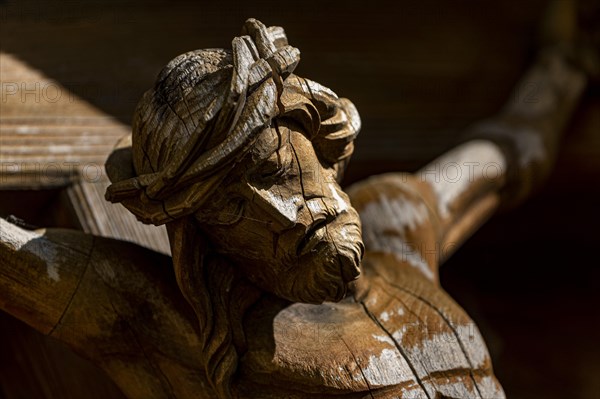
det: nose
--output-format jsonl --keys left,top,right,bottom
{"left": 246, "top": 184, "right": 301, "bottom": 230}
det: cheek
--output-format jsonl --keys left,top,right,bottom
{"left": 204, "top": 223, "right": 274, "bottom": 262}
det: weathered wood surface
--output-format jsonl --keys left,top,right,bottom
{"left": 0, "top": 52, "right": 172, "bottom": 254}
{"left": 0, "top": 53, "right": 128, "bottom": 188}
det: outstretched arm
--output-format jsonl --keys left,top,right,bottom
{"left": 0, "top": 218, "right": 212, "bottom": 399}
{"left": 348, "top": 0, "right": 595, "bottom": 280}
{"left": 433, "top": 42, "right": 588, "bottom": 259}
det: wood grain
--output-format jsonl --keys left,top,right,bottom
{"left": 0, "top": 52, "right": 171, "bottom": 254}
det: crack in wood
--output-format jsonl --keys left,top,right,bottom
{"left": 359, "top": 300, "right": 432, "bottom": 399}
{"left": 339, "top": 336, "right": 375, "bottom": 399}
{"left": 382, "top": 278, "right": 486, "bottom": 399}
{"left": 48, "top": 235, "right": 96, "bottom": 337}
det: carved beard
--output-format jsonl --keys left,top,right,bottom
{"left": 282, "top": 206, "right": 364, "bottom": 303}
{"left": 228, "top": 201, "right": 365, "bottom": 305}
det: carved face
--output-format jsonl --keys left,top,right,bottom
{"left": 194, "top": 120, "right": 364, "bottom": 303}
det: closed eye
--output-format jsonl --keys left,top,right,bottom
{"left": 254, "top": 150, "right": 291, "bottom": 182}
{"left": 195, "top": 195, "right": 246, "bottom": 226}
{"left": 260, "top": 166, "right": 285, "bottom": 180}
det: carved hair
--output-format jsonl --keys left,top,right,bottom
{"left": 105, "top": 19, "right": 360, "bottom": 398}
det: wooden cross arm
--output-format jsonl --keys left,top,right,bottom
{"left": 0, "top": 218, "right": 213, "bottom": 398}
{"left": 348, "top": 40, "right": 590, "bottom": 281}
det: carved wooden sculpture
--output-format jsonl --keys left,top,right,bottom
{"left": 0, "top": 7, "right": 596, "bottom": 399}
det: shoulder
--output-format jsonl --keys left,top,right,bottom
{"left": 239, "top": 252, "right": 504, "bottom": 398}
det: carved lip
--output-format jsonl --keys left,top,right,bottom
{"left": 296, "top": 218, "right": 329, "bottom": 257}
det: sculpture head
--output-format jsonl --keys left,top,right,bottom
{"left": 106, "top": 19, "right": 363, "bottom": 304}
{"left": 194, "top": 118, "right": 363, "bottom": 303}
{"left": 105, "top": 18, "right": 363, "bottom": 397}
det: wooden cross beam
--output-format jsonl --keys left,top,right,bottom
{"left": 0, "top": 52, "right": 170, "bottom": 255}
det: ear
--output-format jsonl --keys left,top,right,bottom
{"left": 105, "top": 134, "right": 135, "bottom": 183}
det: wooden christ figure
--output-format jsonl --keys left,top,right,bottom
{"left": 1, "top": 6, "right": 596, "bottom": 399}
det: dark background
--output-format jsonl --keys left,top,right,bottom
{"left": 1, "top": 0, "right": 599, "bottom": 398}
